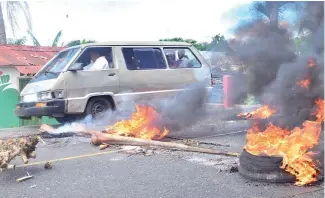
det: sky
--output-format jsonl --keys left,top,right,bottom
{"left": 5, "top": 0, "right": 253, "bottom": 46}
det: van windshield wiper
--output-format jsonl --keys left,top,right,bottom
{"left": 43, "top": 70, "right": 58, "bottom": 77}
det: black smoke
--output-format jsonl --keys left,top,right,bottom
{"left": 231, "top": 1, "right": 324, "bottom": 128}
{"left": 150, "top": 81, "right": 208, "bottom": 133}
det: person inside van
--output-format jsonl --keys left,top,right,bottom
{"left": 174, "top": 49, "right": 190, "bottom": 68}
{"left": 83, "top": 49, "right": 109, "bottom": 70}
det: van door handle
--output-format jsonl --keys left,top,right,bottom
{"left": 108, "top": 73, "right": 116, "bottom": 76}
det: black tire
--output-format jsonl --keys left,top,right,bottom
{"left": 238, "top": 149, "right": 296, "bottom": 183}
{"left": 85, "top": 97, "right": 112, "bottom": 118}
{"left": 240, "top": 149, "right": 283, "bottom": 172}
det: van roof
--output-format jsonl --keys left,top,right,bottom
{"left": 77, "top": 41, "right": 192, "bottom": 48}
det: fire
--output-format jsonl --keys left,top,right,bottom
{"left": 297, "top": 79, "right": 311, "bottom": 89}
{"left": 314, "top": 99, "right": 324, "bottom": 123}
{"left": 308, "top": 58, "right": 316, "bottom": 68}
{"left": 105, "top": 105, "right": 168, "bottom": 140}
{"left": 238, "top": 105, "right": 276, "bottom": 119}
{"left": 245, "top": 100, "right": 324, "bottom": 186}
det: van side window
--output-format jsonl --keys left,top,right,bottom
{"left": 122, "top": 48, "right": 167, "bottom": 70}
{"left": 74, "top": 47, "right": 113, "bottom": 70}
{"left": 163, "top": 47, "right": 201, "bottom": 69}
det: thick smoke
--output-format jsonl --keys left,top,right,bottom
{"left": 53, "top": 81, "right": 210, "bottom": 136}
{"left": 231, "top": 2, "right": 324, "bottom": 128}
{"left": 153, "top": 81, "right": 208, "bottom": 133}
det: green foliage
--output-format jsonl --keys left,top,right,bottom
{"left": 65, "top": 39, "right": 96, "bottom": 47}
{"left": 27, "top": 29, "right": 41, "bottom": 46}
{"left": 293, "top": 34, "right": 310, "bottom": 54}
{"left": 159, "top": 34, "right": 232, "bottom": 52}
{"left": 159, "top": 37, "right": 208, "bottom": 51}
{"left": 7, "top": 36, "right": 27, "bottom": 45}
{"left": 244, "top": 94, "right": 259, "bottom": 105}
{"left": 4, "top": 1, "right": 32, "bottom": 37}
{"left": 207, "top": 34, "right": 232, "bottom": 52}
{"left": 52, "top": 30, "right": 63, "bottom": 47}
{"left": 27, "top": 29, "right": 63, "bottom": 47}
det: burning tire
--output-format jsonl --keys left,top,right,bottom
{"left": 238, "top": 149, "right": 296, "bottom": 183}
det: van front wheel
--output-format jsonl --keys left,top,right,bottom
{"left": 85, "top": 97, "right": 112, "bottom": 118}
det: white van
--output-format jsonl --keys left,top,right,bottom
{"left": 15, "top": 41, "right": 212, "bottom": 123}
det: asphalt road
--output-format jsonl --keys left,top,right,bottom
{"left": 1, "top": 135, "right": 323, "bottom": 198}
{"left": 0, "top": 105, "right": 324, "bottom": 198}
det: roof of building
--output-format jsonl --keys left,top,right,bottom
{"left": 0, "top": 45, "right": 64, "bottom": 74}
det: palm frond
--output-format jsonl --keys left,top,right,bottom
{"left": 5, "top": 1, "right": 32, "bottom": 37}
{"left": 6, "top": 36, "right": 27, "bottom": 45}
{"left": 21, "top": 1, "right": 32, "bottom": 31}
{"left": 65, "top": 40, "right": 81, "bottom": 47}
{"left": 81, "top": 39, "right": 96, "bottom": 44}
{"left": 6, "top": 2, "right": 19, "bottom": 37}
{"left": 7, "top": 38, "right": 15, "bottom": 44}
{"left": 52, "top": 30, "right": 62, "bottom": 47}
{"left": 15, "top": 36, "right": 27, "bottom": 45}
{"left": 253, "top": 2, "right": 269, "bottom": 19}
{"left": 27, "top": 30, "right": 41, "bottom": 46}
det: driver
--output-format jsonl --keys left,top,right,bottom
{"left": 83, "top": 49, "right": 108, "bottom": 70}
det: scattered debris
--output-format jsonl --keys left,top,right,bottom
{"left": 0, "top": 136, "right": 40, "bottom": 171}
{"left": 181, "top": 139, "right": 199, "bottom": 147}
{"left": 38, "top": 137, "right": 47, "bottom": 145}
{"left": 99, "top": 144, "right": 109, "bottom": 150}
{"left": 16, "top": 172, "right": 34, "bottom": 182}
{"left": 44, "top": 162, "right": 53, "bottom": 169}
{"left": 229, "top": 166, "right": 238, "bottom": 173}
{"left": 39, "top": 124, "right": 240, "bottom": 157}
{"left": 86, "top": 131, "right": 240, "bottom": 157}
{"left": 144, "top": 149, "right": 155, "bottom": 156}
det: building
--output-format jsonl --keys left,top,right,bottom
{"left": 0, "top": 45, "right": 64, "bottom": 128}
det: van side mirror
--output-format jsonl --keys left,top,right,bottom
{"left": 68, "top": 63, "right": 83, "bottom": 71}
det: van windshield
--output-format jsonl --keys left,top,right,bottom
{"left": 30, "top": 47, "right": 80, "bottom": 83}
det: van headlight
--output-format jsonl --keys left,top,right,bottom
{"left": 53, "top": 90, "right": 64, "bottom": 99}
{"left": 37, "top": 91, "right": 52, "bottom": 101}
{"left": 22, "top": 94, "right": 38, "bottom": 102}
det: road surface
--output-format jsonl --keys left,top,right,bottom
{"left": 0, "top": 105, "right": 323, "bottom": 198}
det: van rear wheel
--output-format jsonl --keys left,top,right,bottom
{"left": 85, "top": 97, "right": 112, "bottom": 118}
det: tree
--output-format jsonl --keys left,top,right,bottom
{"left": 27, "top": 30, "right": 63, "bottom": 47}
{"left": 253, "top": 1, "right": 301, "bottom": 30}
{"left": 159, "top": 37, "right": 208, "bottom": 51}
{"left": 0, "top": 1, "right": 32, "bottom": 44}
{"left": 207, "top": 34, "right": 233, "bottom": 52}
{"left": 293, "top": 34, "right": 310, "bottom": 55}
{"left": 64, "top": 39, "right": 96, "bottom": 47}
{"left": 7, "top": 36, "right": 27, "bottom": 45}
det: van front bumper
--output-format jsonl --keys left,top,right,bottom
{"left": 14, "top": 100, "right": 65, "bottom": 118}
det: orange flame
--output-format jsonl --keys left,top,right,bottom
{"left": 308, "top": 59, "right": 316, "bottom": 68}
{"left": 314, "top": 99, "right": 324, "bottom": 123}
{"left": 297, "top": 79, "right": 311, "bottom": 89}
{"left": 238, "top": 105, "right": 276, "bottom": 119}
{"left": 244, "top": 100, "right": 324, "bottom": 186}
{"left": 105, "top": 105, "right": 168, "bottom": 140}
